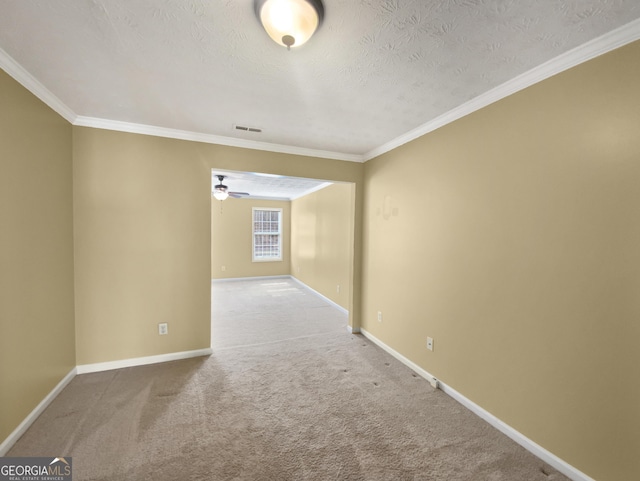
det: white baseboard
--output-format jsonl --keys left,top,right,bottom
{"left": 359, "top": 329, "right": 595, "bottom": 481}
{"left": 289, "top": 276, "right": 349, "bottom": 315}
{"left": 0, "top": 367, "right": 77, "bottom": 456}
{"left": 360, "top": 328, "right": 439, "bottom": 386}
{"left": 76, "top": 348, "right": 213, "bottom": 374}
{"left": 346, "top": 325, "right": 361, "bottom": 334}
{"left": 212, "top": 275, "right": 290, "bottom": 283}
{"left": 2, "top": 348, "right": 213, "bottom": 454}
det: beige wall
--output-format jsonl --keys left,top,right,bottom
{"left": 73, "top": 127, "right": 364, "bottom": 364}
{"left": 0, "top": 72, "right": 363, "bottom": 442}
{"left": 6, "top": 33, "right": 634, "bottom": 481}
{"left": 362, "top": 41, "right": 640, "bottom": 481}
{"left": 291, "top": 183, "right": 355, "bottom": 310}
{"left": 73, "top": 129, "right": 213, "bottom": 364}
{"left": 211, "top": 197, "right": 291, "bottom": 279}
{"left": 0, "top": 70, "right": 76, "bottom": 442}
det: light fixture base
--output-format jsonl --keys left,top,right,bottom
{"left": 282, "top": 35, "right": 295, "bottom": 50}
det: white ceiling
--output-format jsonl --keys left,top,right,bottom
{"left": 212, "top": 169, "right": 332, "bottom": 200}
{"left": 1, "top": 0, "right": 640, "bottom": 163}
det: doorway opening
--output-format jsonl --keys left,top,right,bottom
{"left": 210, "top": 169, "right": 356, "bottom": 348}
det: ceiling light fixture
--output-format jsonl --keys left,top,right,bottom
{"left": 213, "top": 175, "right": 230, "bottom": 201}
{"left": 213, "top": 185, "right": 229, "bottom": 201}
{"left": 212, "top": 175, "right": 251, "bottom": 201}
{"left": 254, "top": 0, "right": 324, "bottom": 50}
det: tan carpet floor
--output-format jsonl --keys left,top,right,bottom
{"left": 8, "top": 278, "right": 569, "bottom": 480}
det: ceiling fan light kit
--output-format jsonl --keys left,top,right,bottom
{"left": 213, "top": 175, "right": 250, "bottom": 201}
{"left": 254, "top": 0, "right": 324, "bottom": 50}
{"left": 213, "top": 186, "right": 229, "bottom": 201}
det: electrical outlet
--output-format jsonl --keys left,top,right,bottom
{"left": 221, "top": 265, "right": 226, "bottom": 272}
{"left": 158, "top": 323, "right": 168, "bottom": 335}
{"left": 336, "top": 284, "right": 340, "bottom": 293}
{"left": 426, "top": 337, "right": 434, "bottom": 351}
{"left": 377, "top": 311, "right": 383, "bottom": 322}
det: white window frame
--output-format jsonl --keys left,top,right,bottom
{"left": 252, "top": 207, "right": 283, "bottom": 262}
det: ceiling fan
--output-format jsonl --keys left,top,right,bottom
{"left": 213, "top": 175, "right": 250, "bottom": 201}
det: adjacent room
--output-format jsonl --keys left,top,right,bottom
{"left": 209, "top": 169, "right": 354, "bottom": 318}
{"left": 1, "top": 2, "right": 639, "bottom": 480}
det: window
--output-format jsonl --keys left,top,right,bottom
{"left": 252, "top": 208, "right": 282, "bottom": 262}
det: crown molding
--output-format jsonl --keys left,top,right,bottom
{"left": 0, "top": 47, "right": 77, "bottom": 123}
{"left": 0, "top": 44, "right": 363, "bottom": 162}
{"left": 4, "top": 16, "right": 640, "bottom": 164}
{"left": 364, "top": 17, "right": 640, "bottom": 162}
{"left": 74, "top": 116, "right": 365, "bottom": 162}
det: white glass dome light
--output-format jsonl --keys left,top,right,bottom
{"left": 255, "top": 0, "right": 325, "bottom": 50}
{"left": 213, "top": 187, "right": 229, "bottom": 201}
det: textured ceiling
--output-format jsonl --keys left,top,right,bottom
{"left": 1, "top": 0, "right": 640, "bottom": 160}
{"left": 212, "top": 169, "right": 331, "bottom": 200}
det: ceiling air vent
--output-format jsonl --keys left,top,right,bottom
{"left": 235, "top": 125, "right": 262, "bottom": 133}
